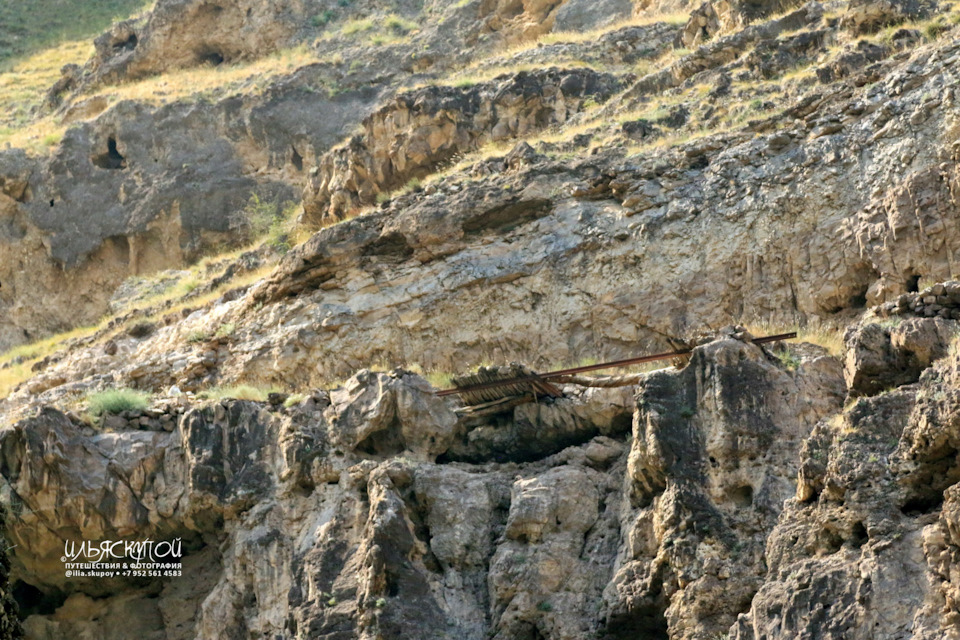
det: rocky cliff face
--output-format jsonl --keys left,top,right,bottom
{"left": 6, "top": 328, "right": 960, "bottom": 639}
{"left": 5, "top": 0, "right": 960, "bottom": 637}
{"left": 0, "top": 335, "right": 840, "bottom": 639}
{"left": 303, "top": 68, "right": 622, "bottom": 224}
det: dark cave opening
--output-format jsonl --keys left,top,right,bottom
{"left": 901, "top": 493, "right": 945, "bottom": 516}
{"left": 113, "top": 33, "right": 138, "bottom": 51}
{"left": 198, "top": 49, "right": 225, "bottom": 66}
{"left": 730, "top": 484, "right": 754, "bottom": 508}
{"left": 906, "top": 274, "right": 921, "bottom": 293}
{"left": 13, "top": 581, "right": 67, "bottom": 618}
{"left": 291, "top": 147, "right": 304, "bottom": 172}
{"left": 851, "top": 521, "right": 868, "bottom": 548}
{"left": 91, "top": 136, "right": 127, "bottom": 170}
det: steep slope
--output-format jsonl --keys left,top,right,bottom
{"left": 3, "top": 0, "right": 960, "bottom": 638}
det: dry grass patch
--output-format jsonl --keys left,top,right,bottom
{"left": 103, "top": 45, "right": 319, "bottom": 106}
{"left": 742, "top": 320, "right": 844, "bottom": 356}
{"left": 0, "top": 39, "right": 90, "bottom": 152}
{"left": 198, "top": 384, "right": 282, "bottom": 402}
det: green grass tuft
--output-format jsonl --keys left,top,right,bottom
{"left": 88, "top": 388, "right": 150, "bottom": 417}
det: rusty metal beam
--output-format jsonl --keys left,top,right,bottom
{"left": 435, "top": 332, "right": 797, "bottom": 397}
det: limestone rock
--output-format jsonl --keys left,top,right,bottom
{"left": 553, "top": 0, "right": 634, "bottom": 32}
{"left": 843, "top": 317, "right": 957, "bottom": 396}
{"left": 842, "top": 0, "right": 938, "bottom": 34}
{"left": 303, "top": 68, "right": 622, "bottom": 224}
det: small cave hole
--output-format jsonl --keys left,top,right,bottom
{"left": 13, "top": 581, "right": 67, "bottom": 617}
{"left": 730, "top": 485, "right": 754, "bottom": 508}
{"left": 356, "top": 427, "right": 406, "bottom": 458}
{"left": 851, "top": 521, "right": 868, "bottom": 548}
{"left": 198, "top": 49, "right": 225, "bottom": 66}
{"left": 387, "top": 582, "right": 400, "bottom": 598}
{"left": 602, "top": 599, "right": 669, "bottom": 640}
{"left": 92, "top": 136, "right": 127, "bottom": 170}
{"left": 848, "top": 285, "right": 868, "bottom": 308}
{"left": 113, "top": 33, "right": 138, "bottom": 51}
{"left": 906, "top": 274, "right": 921, "bottom": 293}
{"left": 610, "top": 412, "right": 633, "bottom": 436}
{"left": 291, "top": 147, "right": 303, "bottom": 172}
{"left": 49, "top": 199, "right": 55, "bottom": 207}
{"left": 901, "top": 493, "right": 944, "bottom": 516}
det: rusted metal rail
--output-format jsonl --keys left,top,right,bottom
{"left": 436, "top": 332, "right": 797, "bottom": 398}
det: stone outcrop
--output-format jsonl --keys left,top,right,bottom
{"left": 0, "top": 65, "right": 386, "bottom": 352}
{"left": 86, "top": 0, "right": 309, "bottom": 86}
{"left": 843, "top": 316, "right": 957, "bottom": 396}
{"left": 553, "top": 0, "right": 634, "bottom": 32}
{"left": 841, "top": 0, "right": 938, "bottom": 34}
{"left": 302, "top": 68, "right": 621, "bottom": 225}
{"left": 473, "top": 21, "right": 679, "bottom": 72}
{"left": 0, "top": 336, "right": 847, "bottom": 639}
{"left": 608, "top": 2, "right": 824, "bottom": 113}
{"left": 604, "top": 336, "right": 845, "bottom": 639}
{"left": 676, "top": 0, "right": 799, "bottom": 47}
{"left": 735, "top": 341, "right": 960, "bottom": 639}
{"left": 6, "top": 23, "right": 960, "bottom": 412}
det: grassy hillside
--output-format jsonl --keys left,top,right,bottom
{"left": 0, "top": 0, "right": 152, "bottom": 65}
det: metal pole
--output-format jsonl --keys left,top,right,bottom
{"left": 435, "top": 332, "right": 797, "bottom": 397}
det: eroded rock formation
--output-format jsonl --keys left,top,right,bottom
{"left": 0, "top": 335, "right": 847, "bottom": 639}
{"left": 302, "top": 68, "right": 621, "bottom": 224}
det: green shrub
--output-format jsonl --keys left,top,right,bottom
{"left": 283, "top": 393, "right": 306, "bottom": 408}
{"left": 88, "top": 388, "right": 150, "bottom": 417}
{"left": 384, "top": 14, "right": 417, "bottom": 35}
{"left": 186, "top": 329, "right": 211, "bottom": 343}
{"left": 243, "top": 194, "right": 280, "bottom": 238}
{"left": 215, "top": 322, "right": 236, "bottom": 339}
{"left": 775, "top": 349, "right": 801, "bottom": 371}
{"left": 311, "top": 9, "right": 336, "bottom": 27}
{"left": 537, "top": 600, "right": 553, "bottom": 612}
{"left": 342, "top": 18, "right": 375, "bottom": 35}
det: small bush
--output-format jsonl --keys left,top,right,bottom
{"left": 311, "top": 9, "right": 336, "bottom": 27}
{"left": 384, "top": 14, "right": 417, "bottom": 35}
{"left": 342, "top": 18, "right": 375, "bottom": 35}
{"left": 775, "top": 349, "right": 802, "bottom": 371}
{"left": 283, "top": 393, "right": 306, "bottom": 408}
{"left": 186, "top": 329, "right": 211, "bottom": 343}
{"left": 42, "top": 132, "right": 62, "bottom": 146}
{"left": 215, "top": 322, "right": 236, "bottom": 339}
{"left": 88, "top": 388, "right": 150, "bottom": 417}
{"left": 537, "top": 600, "right": 553, "bottom": 612}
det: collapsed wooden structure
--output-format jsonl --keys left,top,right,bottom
{"left": 440, "top": 332, "right": 797, "bottom": 415}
